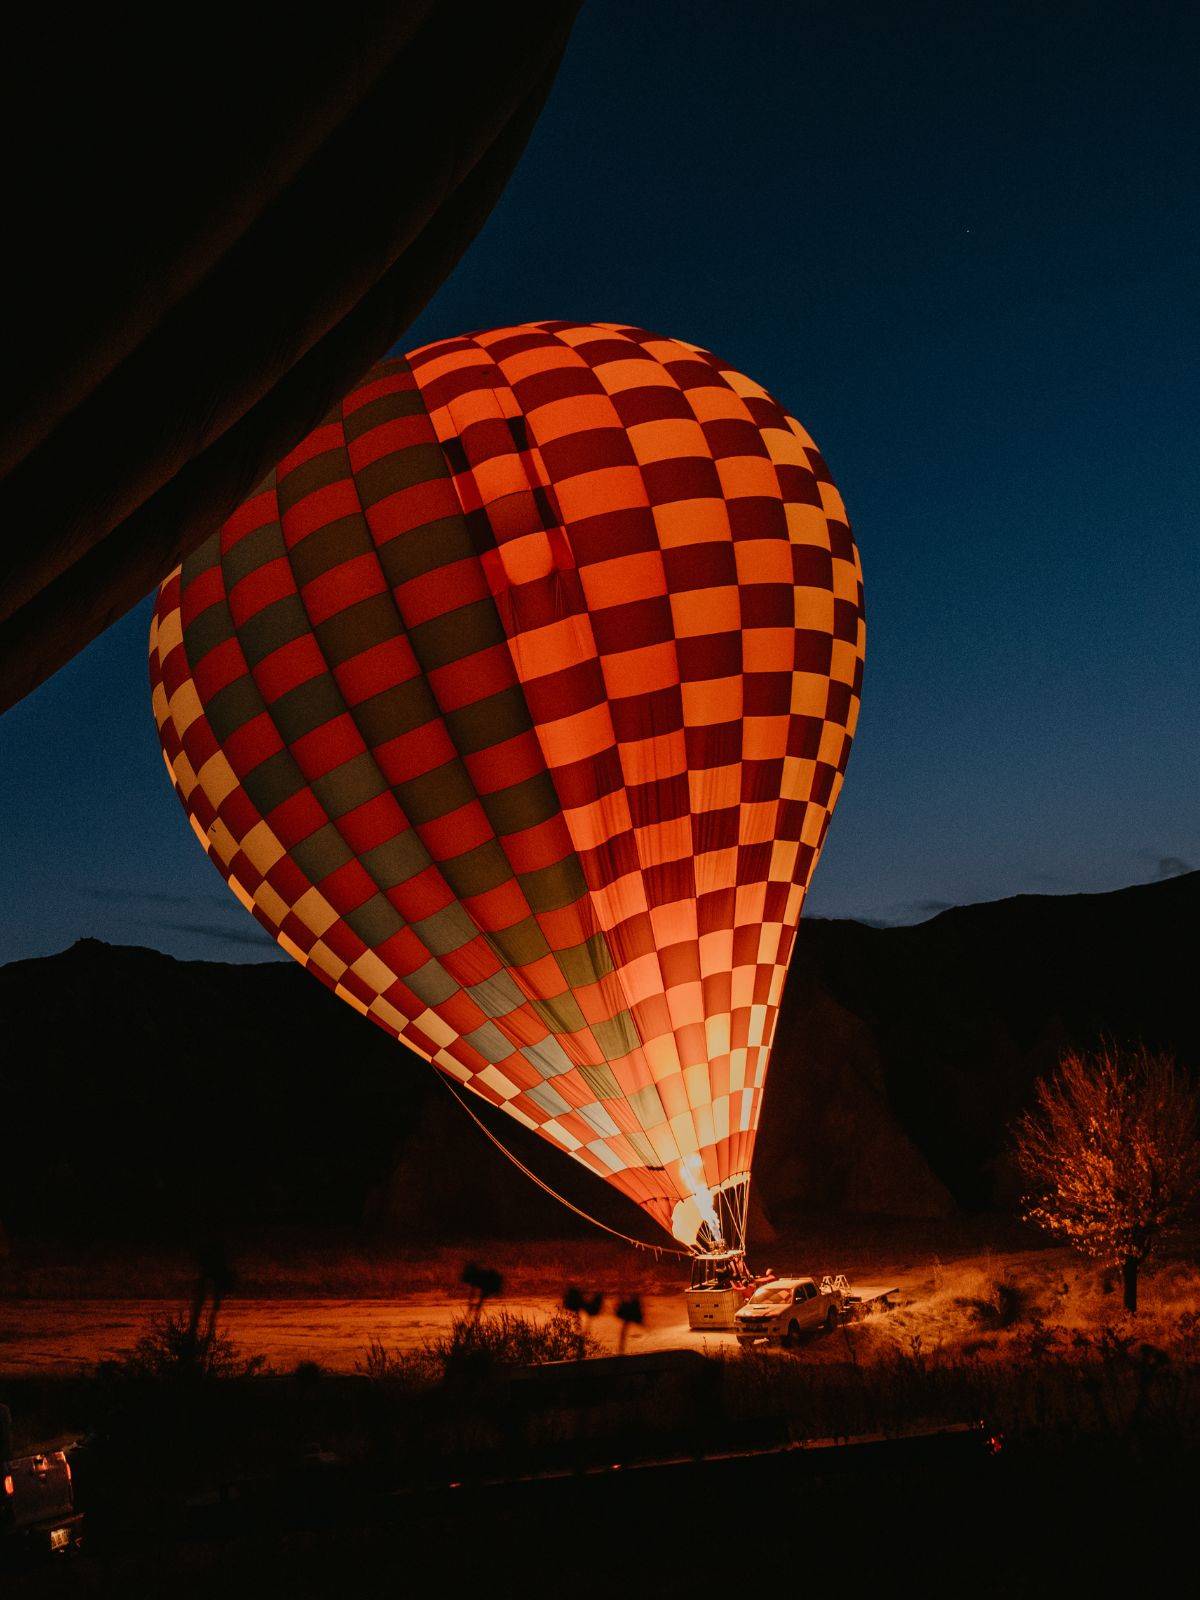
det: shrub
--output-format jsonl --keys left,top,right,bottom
{"left": 360, "top": 1308, "right": 599, "bottom": 1388}
{"left": 431, "top": 1308, "right": 598, "bottom": 1372}
{"left": 102, "top": 1310, "right": 268, "bottom": 1382}
{"left": 964, "top": 1277, "right": 1028, "bottom": 1330}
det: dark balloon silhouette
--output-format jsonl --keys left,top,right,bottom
{"left": 0, "top": 3, "right": 579, "bottom": 712}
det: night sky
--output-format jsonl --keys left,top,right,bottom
{"left": 2, "top": 0, "right": 1197, "bottom": 967}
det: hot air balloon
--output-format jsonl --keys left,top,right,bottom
{"left": 149, "top": 321, "right": 865, "bottom": 1256}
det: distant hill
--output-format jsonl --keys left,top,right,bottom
{"left": 0, "top": 874, "right": 1193, "bottom": 1246}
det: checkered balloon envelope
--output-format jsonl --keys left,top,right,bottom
{"left": 151, "top": 323, "right": 865, "bottom": 1253}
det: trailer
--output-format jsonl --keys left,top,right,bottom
{"left": 826, "top": 1275, "right": 900, "bottom": 1319}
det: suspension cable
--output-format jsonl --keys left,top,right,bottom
{"left": 436, "top": 1072, "right": 692, "bottom": 1259}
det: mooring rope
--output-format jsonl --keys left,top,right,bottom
{"left": 436, "top": 1071, "right": 692, "bottom": 1260}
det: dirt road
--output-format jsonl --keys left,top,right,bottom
{"left": 0, "top": 1293, "right": 738, "bottom": 1375}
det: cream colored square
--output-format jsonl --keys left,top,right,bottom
{"left": 689, "top": 757, "right": 743, "bottom": 810}
{"left": 207, "top": 818, "right": 239, "bottom": 869}
{"left": 617, "top": 951, "right": 670, "bottom": 1006}
{"left": 731, "top": 967, "right": 757, "bottom": 1009}
{"left": 634, "top": 814, "right": 692, "bottom": 871}
{"left": 693, "top": 1103, "right": 716, "bottom": 1151}
{"left": 818, "top": 480, "right": 847, "bottom": 520}
{"left": 769, "top": 838, "right": 800, "bottom": 882}
{"left": 172, "top": 751, "right": 197, "bottom": 796}
{"left": 830, "top": 637, "right": 861, "bottom": 685}
{"left": 669, "top": 1111, "right": 700, "bottom": 1159}
{"left": 413, "top": 1007, "right": 457, "bottom": 1049}
{"left": 738, "top": 798, "right": 778, "bottom": 846}
{"left": 728, "top": 1048, "right": 748, "bottom": 1094}
{"left": 156, "top": 604, "right": 184, "bottom": 660}
{"left": 801, "top": 803, "right": 827, "bottom": 847}
{"left": 670, "top": 585, "right": 740, "bottom": 638}
{"left": 650, "top": 898, "right": 697, "bottom": 946}
{"left": 588, "top": 1139, "right": 622, "bottom": 1172}
{"left": 704, "top": 1013, "right": 731, "bottom": 1058}
{"left": 760, "top": 425, "right": 808, "bottom": 466}
{"left": 794, "top": 586, "right": 836, "bottom": 632}
{"left": 684, "top": 1060, "right": 712, "bottom": 1110}
{"left": 590, "top": 874, "right": 650, "bottom": 935}
{"left": 594, "top": 358, "right": 675, "bottom": 394}
{"left": 478, "top": 1065, "right": 518, "bottom": 1101}
{"left": 370, "top": 996, "right": 410, "bottom": 1036}
{"left": 713, "top": 1094, "right": 731, "bottom": 1142}
{"left": 785, "top": 501, "right": 830, "bottom": 545}
{"left": 665, "top": 981, "right": 705, "bottom": 1030}
{"left": 694, "top": 845, "right": 739, "bottom": 899}
{"left": 349, "top": 948, "right": 395, "bottom": 996}
{"left": 307, "top": 940, "right": 347, "bottom": 984}
{"left": 647, "top": 1123, "right": 681, "bottom": 1165}
{"left": 722, "top": 370, "right": 769, "bottom": 401}
{"left": 699, "top": 928, "right": 734, "bottom": 977}
{"left": 197, "top": 751, "right": 239, "bottom": 810}
{"left": 293, "top": 885, "right": 339, "bottom": 939}
{"left": 644, "top": 1033, "right": 683, "bottom": 1077}
{"left": 791, "top": 671, "right": 831, "bottom": 717}
{"left": 685, "top": 386, "right": 750, "bottom": 422}
{"left": 433, "top": 1049, "right": 470, "bottom": 1081}
{"left": 543, "top": 1117, "right": 581, "bottom": 1152}
{"left": 626, "top": 417, "right": 709, "bottom": 463}
{"left": 241, "top": 819, "right": 285, "bottom": 877}
{"left": 414, "top": 345, "right": 493, "bottom": 384}
{"left": 168, "top": 679, "right": 203, "bottom": 737}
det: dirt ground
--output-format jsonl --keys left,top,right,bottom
{"left": 3, "top": 1218, "right": 1198, "bottom": 1376}
{"left": 0, "top": 1290, "right": 720, "bottom": 1374}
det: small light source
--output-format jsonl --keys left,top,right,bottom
{"left": 3, "top": 1474, "right": 13, "bottom": 1497}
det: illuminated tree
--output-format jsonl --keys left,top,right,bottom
{"left": 1013, "top": 1043, "right": 1200, "bottom": 1313}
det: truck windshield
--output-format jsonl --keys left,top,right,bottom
{"left": 746, "top": 1285, "right": 793, "bottom": 1307}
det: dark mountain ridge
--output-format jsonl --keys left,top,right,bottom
{"left": 0, "top": 873, "right": 1192, "bottom": 1246}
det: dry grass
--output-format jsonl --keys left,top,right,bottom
{"left": 847, "top": 1245, "right": 1200, "bottom": 1365}
{"left": 0, "top": 1229, "right": 684, "bottom": 1300}
{"left": 359, "top": 1307, "right": 600, "bottom": 1384}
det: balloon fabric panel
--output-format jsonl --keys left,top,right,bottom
{"left": 150, "top": 323, "right": 865, "bottom": 1250}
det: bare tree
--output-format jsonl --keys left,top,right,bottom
{"left": 1013, "top": 1043, "right": 1200, "bottom": 1312}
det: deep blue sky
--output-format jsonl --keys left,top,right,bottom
{"left": 2, "top": 0, "right": 1197, "bottom": 966}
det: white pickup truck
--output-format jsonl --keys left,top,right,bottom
{"left": 734, "top": 1272, "right": 900, "bottom": 1346}
{"left": 734, "top": 1275, "right": 843, "bottom": 1346}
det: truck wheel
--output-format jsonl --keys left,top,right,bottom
{"left": 825, "top": 1304, "right": 837, "bottom": 1331}
{"left": 785, "top": 1319, "right": 801, "bottom": 1348}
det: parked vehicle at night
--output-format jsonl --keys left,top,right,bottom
{"left": 734, "top": 1273, "right": 901, "bottom": 1346}
{"left": 0, "top": 1405, "right": 83, "bottom": 1559}
{"left": 734, "top": 1276, "right": 842, "bottom": 1346}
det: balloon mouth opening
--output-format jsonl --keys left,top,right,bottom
{"left": 670, "top": 1164, "right": 750, "bottom": 1254}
